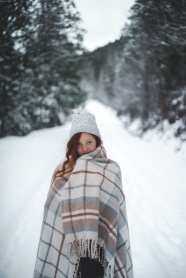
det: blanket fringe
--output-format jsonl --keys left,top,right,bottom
{"left": 105, "top": 262, "right": 113, "bottom": 278}
{"left": 71, "top": 239, "right": 104, "bottom": 262}
{"left": 71, "top": 239, "right": 114, "bottom": 278}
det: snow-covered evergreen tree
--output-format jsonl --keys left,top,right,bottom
{"left": 0, "top": 0, "right": 33, "bottom": 136}
{"left": 80, "top": 0, "right": 186, "bottom": 139}
{"left": 0, "top": 0, "right": 86, "bottom": 137}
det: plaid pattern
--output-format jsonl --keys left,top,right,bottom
{"left": 33, "top": 146, "right": 133, "bottom": 278}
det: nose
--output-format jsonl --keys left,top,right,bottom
{"left": 81, "top": 144, "right": 88, "bottom": 153}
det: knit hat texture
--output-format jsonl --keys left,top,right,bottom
{"left": 69, "top": 108, "right": 101, "bottom": 139}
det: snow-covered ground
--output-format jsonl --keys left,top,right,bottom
{"left": 0, "top": 99, "right": 186, "bottom": 278}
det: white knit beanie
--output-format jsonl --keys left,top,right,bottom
{"left": 69, "top": 108, "right": 101, "bottom": 139}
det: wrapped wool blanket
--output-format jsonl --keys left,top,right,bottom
{"left": 33, "top": 146, "right": 134, "bottom": 278}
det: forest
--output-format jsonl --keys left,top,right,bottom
{"left": 0, "top": 0, "right": 186, "bottom": 140}
{"left": 0, "top": 0, "right": 86, "bottom": 136}
{"left": 81, "top": 0, "right": 186, "bottom": 141}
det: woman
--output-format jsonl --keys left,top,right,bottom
{"left": 33, "top": 109, "right": 134, "bottom": 278}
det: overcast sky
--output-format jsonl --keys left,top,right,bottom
{"left": 75, "top": 0, "right": 135, "bottom": 51}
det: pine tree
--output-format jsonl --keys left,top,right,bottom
{"left": 80, "top": 0, "right": 186, "bottom": 139}
{"left": 0, "top": 0, "right": 32, "bottom": 136}
{"left": 0, "top": 0, "right": 86, "bottom": 137}
{"left": 120, "top": 0, "right": 186, "bottom": 130}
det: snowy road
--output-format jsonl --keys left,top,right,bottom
{"left": 0, "top": 100, "right": 186, "bottom": 278}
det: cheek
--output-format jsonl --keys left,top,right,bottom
{"left": 77, "top": 147, "right": 81, "bottom": 155}
{"left": 91, "top": 142, "right": 97, "bottom": 150}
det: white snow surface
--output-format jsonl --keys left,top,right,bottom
{"left": 0, "top": 99, "right": 186, "bottom": 278}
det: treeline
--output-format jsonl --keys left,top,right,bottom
{"left": 82, "top": 0, "right": 186, "bottom": 140}
{"left": 0, "top": 0, "right": 86, "bottom": 137}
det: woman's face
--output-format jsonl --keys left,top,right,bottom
{"left": 77, "top": 133, "right": 97, "bottom": 156}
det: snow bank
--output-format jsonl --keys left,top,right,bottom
{"left": 0, "top": 99, "right": 186, "bottom": 278}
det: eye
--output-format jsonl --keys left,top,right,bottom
{"left": 87, "top": 140, "right": 92, "bottom": 145}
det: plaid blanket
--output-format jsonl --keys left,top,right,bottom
{"left": 33, "top": 146, "right": 133, "bottom": 278}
